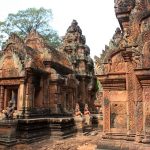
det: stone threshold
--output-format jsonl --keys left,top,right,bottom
{"left": 97, "top": 139, "right": 150, "bottom": 150}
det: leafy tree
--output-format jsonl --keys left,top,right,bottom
{"left": 0, "top": 7, "right": 61, "bottom": 48}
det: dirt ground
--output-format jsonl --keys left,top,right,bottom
{"left": 14, "top": 131, "right": 102, "bottom": 150}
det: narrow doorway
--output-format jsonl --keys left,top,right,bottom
{"left": 4, "top": 86, "right": 18, "bottom": 110}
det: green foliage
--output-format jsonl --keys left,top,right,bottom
{"left": 0, "top": 7, "right": 61, "bottom": 48}
{"left": 95, "top": 79, "right": 102, "bottom": 92}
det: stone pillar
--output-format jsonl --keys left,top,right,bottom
{"left": 68, "top": 90, "right": 74, "bottom": 112}
{"left": 43, "top": 78, "right": 49, "bottom": 107}
{"left": 25, "top": 76, "right": 34, "bottom": 116}
{"left": 134, "top": 78, "right": 143, "bottom": 142}
{"left": 126, "top": 61, "right": 135, "bottom": 136}
{"left": 17, "top": 80, "right": 25, "bottom": 113}
{"left": 81, "top": 78, "right": 86, "bottom": 104}
{"left": 0, "top": 86, "right": 4, "bottom": 112}
{"left": 25, "top": 82, "right": 31, "bottom": 109}
{"left": 142, "top": 87, "right": 150, "bottom": 143}
{"left": 44, "top": 62, "right": 51, "bottom": 107}
{"left": 49, "top": 83, "right": 59, "bottom": 113}
{"left": 122, "top": 51, "right": 136, "bottom": 140}
{"left": 4, "top": 88, "right": 8, "bottom": 109}
{"left": 103, "top": 90, "right": 110, "bottom": 133}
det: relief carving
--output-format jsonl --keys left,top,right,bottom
{"left": 110, "top": 53, "right": 125, "bottom": 73}
{"left": 114, "top": 0, "right": 135, "bottom": 15}
{"left": 110, "top": 102, "right": 127, "bottom": 128}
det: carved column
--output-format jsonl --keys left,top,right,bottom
{"left": 25, "top": 82, "right": 30, "bottom": 109}
{"left": 142, "top": 86, "right": 150, "bottom": 143}
{"left": 17, "top": 80, "right": 25, "bottom": 113}
{"left": 49, "top": 83, "right": 57, "bottom": 113}
{"left": 25, "top": 76, "right": 34, "bottom": 115}
{"left": 69, "top": 89, "right": 74, "bottom": 112}
{"left": 81, "top": 77, "right": 86, "bottom": 105}
{"left": 103, "top": 90, "right": 110, "bottom": 133}
{"left": 0, "top": 86, "right": 4, "bottom": 112}
{"left": 134, "top": 77, "right": 143, "bottom": 142}
{"left": 4, "top": 88, "right": 8, "bottom": 109}
{"left": 122, "top": 51, "right": 136, "bottom": 139}
{"left": 62, "top": 91, "right": 66, "bottom": 111}
{"left": 43, "top": 77, "right": 49, "bottom": 107}
{"left": 44, "top": 62, "right": 52, "bottom": 110}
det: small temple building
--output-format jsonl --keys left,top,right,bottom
{"left": 0, "top": 20, "right": 96, "bottom": 145}
{"left": 95, "top": 0, "right": 150, "bottom": 144}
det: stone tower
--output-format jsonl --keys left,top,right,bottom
{"left": 59, "top": 20, "right": 96, "bottom": 112}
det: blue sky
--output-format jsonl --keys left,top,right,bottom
{"left": 0, "top": 0, "right": 119, "bottom": 58}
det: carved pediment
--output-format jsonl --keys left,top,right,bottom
{"left": 0, "top": 51, "right": 24, "bottom": 78}
{"left": 3, "top": 33, "right": 24, "bottom": 52}
{"left": 25, "top": 29, "right": 45, "bottom": 52}
{"left": 109, "top": 52, "right": 126, "bottom": 73}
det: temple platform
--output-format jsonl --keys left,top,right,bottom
{"left": 0, "top": 120, "right": 18, "bottom": 146}
{"left": 0, "top": 117, "right": 76, "bottom": 146}
{"left": 48, "top": 117, "right": 76, "bottom": 139}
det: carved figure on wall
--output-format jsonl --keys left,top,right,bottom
{"left": 110, "top": 53, "right": 125, "bottom": 72}
{"left": 84, "top": 104, "right": 91, "bottom": 125}
{"left": 74, "top": 103, "right": 82, "bottom": 117}
{"left": 122, "top": 27, "right": 130, "bottom": 47}
{"left": 2, "top": 100, "right": 15, "bottom": 119}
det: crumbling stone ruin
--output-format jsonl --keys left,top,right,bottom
{"left": 95, "top": 0, "right": 150, "bottom": 145}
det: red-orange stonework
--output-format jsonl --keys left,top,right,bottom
{"left": 95, "top": 0, "right": 150, "bottom": 146}
{"left": 0, "top": 21, "right": 96, "bottom": 146}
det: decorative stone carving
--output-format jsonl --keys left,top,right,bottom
{"left": 0, "top": 19, "right": 97, "bottom": 145}
{"left": 109, "top": 27, "right": 123, "bottom": 50}
{"left": 95, "top": 0, "right": 150, "bottom": 144}
{"left": 84, "top": 104, "right": 91, "bottom": 126}
{"left": 2, "top": 100, "right": 15, "bottom": 119}
{"left": 110, "top": 53, "right": 125, "bottom": 73}
{"left": 110, "top": 102, "right": 127, "bottom": 129}
{"left": 114, "top": 0, "right": 135, "bottom": 15}
{"left": 74, "top": 103, "right": 84, "bottom": 133}
{"left": 74, "top": 103, "right": 82, "bottom": 117}
{"left": 67, "top": 20, "right": 82, "bottom": 34}
{"left": 59, "top": 20, "right": 96, "bottom": 111}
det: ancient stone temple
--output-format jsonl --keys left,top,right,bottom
{"left": 0, "top": 30, "right": 75, "bottom": 118}
{"left": 0, "top": 20, "right": 96, "bottom": 146}
{"left": 95, "top": 0, "right": 150, "bottom": 144}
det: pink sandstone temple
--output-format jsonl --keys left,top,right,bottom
{"left": 95, "top": 0, "right": 150, "bottom": 146}
{"left": 1, "top": 0, "right": 150, "bottom": 149}
{"left": 0, "top": 20, "right": 96, "bottom": 145}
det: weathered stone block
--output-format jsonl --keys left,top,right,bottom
{"left": 0, "top": 120, "right": 18, "bottom": 146}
